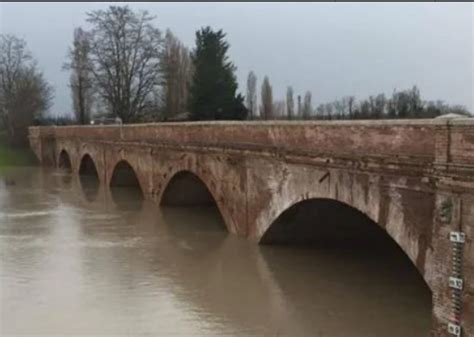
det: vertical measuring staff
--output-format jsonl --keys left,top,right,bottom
{"left": 447, "top": 231, "right": 465, "bottom": 336}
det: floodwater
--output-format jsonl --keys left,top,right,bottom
{"left": 0, "top": 167, "right": 432, "bottom": 337}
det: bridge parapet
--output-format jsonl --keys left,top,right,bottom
{"left": 435, "top": 119, "right": 474, "bottom": 175}
{"left": 29, "top": 119, "right": 474, "bottom": 175}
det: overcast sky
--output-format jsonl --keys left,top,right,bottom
{"left": 1, "top": 2, "right": 473, "bottom": 117}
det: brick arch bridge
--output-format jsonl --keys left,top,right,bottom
{"left": 29, "top": 120, "right": 474, "bottom": 337}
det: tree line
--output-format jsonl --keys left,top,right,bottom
{"left": 0, "top": 5, "right": 470, "bottom": 145}
{"left": 0, "top": 5, "right": 247, "bottom": 144}
{"left": 246, "top": 74, "right": 471, "bottom": 121}
{"left": 63, "top": 6, "right": 247, "bottom": 124}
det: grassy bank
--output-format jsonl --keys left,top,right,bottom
{"left": 0, "top": 132, "right": 37, "bottom": 167}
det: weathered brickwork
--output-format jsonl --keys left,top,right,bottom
{"left": 29, "top": 119, "right": 474, "bottom": 337}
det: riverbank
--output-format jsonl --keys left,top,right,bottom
{"left": 0, "top": 133, "right": 37, "bottom": 167}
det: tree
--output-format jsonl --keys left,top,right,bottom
{"left": 374, "top": 93, "right": 386, "bottom": 118}
{"left": 389, "top": 87, "right": 422, "bottom": 119}
{"left": 359, "top": 99, "right": 371, "bottom": 118}
{"left": 334, "top": 99, "right": 346, "bottom": 118}
{"left": 245, "top": 71, "right": 257, "bottom": 119}
{"left": 286, "top": 86, "right": 294, "bottom": 120}
{"left": 297, "top": 95, "right": 302, "bottom": 118}
{"left": 0, "top": 34, "right": 53, "bottom": 145}
{"left": 387, "top": 90, "right": 398, "bottom": 118}
{"left": 324, "top": 102, "right": 334, "bottom": 119}
{"left": 347, "top": 96, "right": 355, "bottom": 118}
{"left": 189, "top": 27, "right": 247, "bottom": 120}
{"left": 273, "top": 100, "right": 285, "bottom": 118}
{"left": 408, "top": 86, "right": 423, "bottom": 118}
{"left": 315, "top": 104, "right": 325, "bottom": 118}
{"left": 302, "top": 91, "right": 312, "bottom": 119}
{"left": 64, "top": 27, "right": 93, "bottom": 124}
{"left": 159, "top": 29, "right": 193, "bottom": 120}
{"left": 311, "top": 86, "right": 470, "bottom": 121}
{"left": 85, "top": 6, "right": 162, "bottom": 123}
{"left": 260, "top": 76, "right": 273, "bottom": 120}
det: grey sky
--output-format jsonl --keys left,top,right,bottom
{"left": 1, "top": 2, "right": 473, "bottom": 117}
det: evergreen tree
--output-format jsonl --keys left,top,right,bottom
{"left": 189, "top": 27, "right": 247, "bottom": 120}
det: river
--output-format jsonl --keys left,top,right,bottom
{"left": 0, "top": 166, "right": 432, "bottom": 336}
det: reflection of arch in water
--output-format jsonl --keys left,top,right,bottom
{"left": 160, "top": 206, "right": 226, "bottom": 250}
{"left": 160, "top": 170, "right": 228, "bottom": 231}
{"left": 79, "top": 154, "right": 100, "bottom": 202}
{"left": 129, "top": 216, "right": 288, "bottom": 335}
{"left": 57, "top": 149, "right": 73, "bottom": 184}
{"left": 109, "top": 160, "right": 144, "bottom": 210}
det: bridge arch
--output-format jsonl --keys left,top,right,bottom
{"left": 259, "top": 197, "right": 433, "bottom": 291}
{"left": 110, "top": 160, "right": 142, "bottom": 190}
{"left": 79, "top": 154, "right": 99, "bottom": 178}
{"left": 109, "top": 160, "right": 144, "bottom": 208}
{"left": 78, "top": 153, "right": 100, "bottom": 202}
{"left": 159, "top": 170, "right": 233, "bottom": 233}
{"left": 58, "top": 149, "right": 72, "bottom": 171}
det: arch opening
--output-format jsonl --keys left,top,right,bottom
{"left": 161, "top": 171, "right": 216, "bottom": 207}
{"left": 160, "top": 171, "right": 226, "bottom": 231}
{"left": 79, "top": 154, "right": 99, "bottom": 202}
{"left": 109, "top": 160, "right": 143, "bottom": 210}
{"left": 260, "top": 198, "right": 432, "bottom": 331}
{"left": 57, "top": 150, "right": 72, "bottom": 184}
{"left": 260, "top": 199, "right": 432, "bottom": 282}
{"left": 58, "top": 150, "right": 72, "bottom": 172}
{"left": 261, "top": 198, "right": 403, "bottom": 250}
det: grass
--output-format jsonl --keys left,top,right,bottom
{"left": 0, "top": 132, "right": 37, "bottom": 168}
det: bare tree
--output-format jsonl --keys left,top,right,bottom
{"left": 374, "top": 93, "right": 386, "bottom": 118}
{"left": 286, "top": 86, "right": 294, "bottom": 120}
{"left": 297, "top": 95, "right": 302, "bottom": 118}
{"left": 246, "top": 71, "right": 257, "bottom": 119}
{"left": 302, "top": 91, "right": 312, "bottom": 119}
{"left": 85, "top": 6, "right": 162, "bottom": 123}
{"left": 0, "top": 34, "right": 53, "bottom": 144}
{"left": 260, "top": 76, "right": 273, "bottom": 120}
{"left": 347, "top": 96, "right": 355, "bottom": 118}
{"left": 334, "top": 99, "right": 346, "bottom": 118}
{"left": 159, "top": 29, "right": 193, "bottom": 120}
{"left": 408, "top": 86, "right": 423, "bottom": 117}
{"left": 64, "top": 27, "right": 93, "bottom": 124}
{"left": 324, "top": 102, "right": 334, "bottom": 119}
{"left": 316, "top": 104, "right": 325, "bottom": 118}
{"left": 273, "top": 100, "right": 285, "bottom": 118}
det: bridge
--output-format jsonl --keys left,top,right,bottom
{"left": 29, "top": 119, "right": 473, "bottom": 337}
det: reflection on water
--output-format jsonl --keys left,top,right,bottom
{"left": 79, "top": 174, "right": 100, "bottom": 202}
{"left": 110, "top": 185, "right": 144, "bottom": 211}
{"left": 0, "top": 167, "right": 432, "bottom": 336}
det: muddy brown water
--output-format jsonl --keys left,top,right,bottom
{"left": 0, "top": 167, "right": 432, "bottom": 336}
